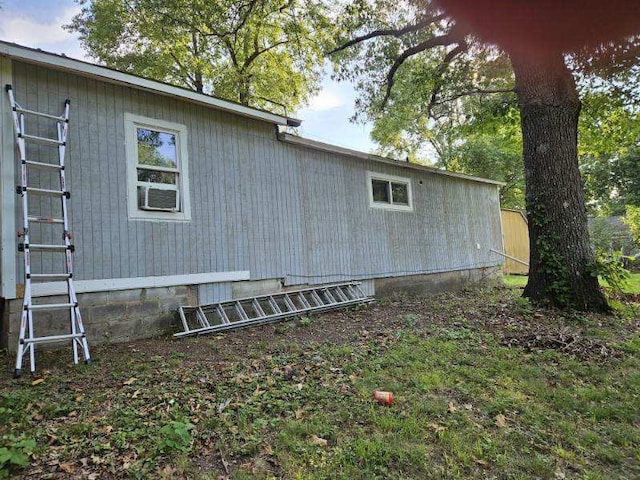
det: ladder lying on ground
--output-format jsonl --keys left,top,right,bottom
{"left": 175, "top": 282, "right": 373, "bottom": 337}
{"left": 6, "top": 85, "right": 91, "bottom": 377}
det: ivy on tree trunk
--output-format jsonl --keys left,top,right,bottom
{"left": 511, "top": 52, "right": 609, "bottom": 311}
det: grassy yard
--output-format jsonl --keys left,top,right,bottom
{"left": 1, "top": 283, "right": 639, "bottom": 479}
{"left": 504, "top": 273, "right": 640, "bottom": 294}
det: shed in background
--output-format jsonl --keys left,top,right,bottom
{"left": 501, "top": 209, "right": 529, "bottom": 275}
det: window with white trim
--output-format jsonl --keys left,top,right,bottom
{"left": 125, "top": 113, "right": 191, "bottom": 221}
{"left": 367, "top": 172, "right": 413, "bottom": 211}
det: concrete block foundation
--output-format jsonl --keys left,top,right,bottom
{"left": 1, "top": 266, "right": 498, "bottom": 352}
{"left": 1, "top": 285, "right": 197, "bottom": 352}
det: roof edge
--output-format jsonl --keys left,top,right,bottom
{"left": 0, "top": 41, "right": 302, "bottom": 128}
{"left": 277, "top": 132, "right": 506, "bottom": 187}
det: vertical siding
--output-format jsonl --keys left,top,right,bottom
{"left": 501, "top": 210, "right": 530, "bottom": 274}
{"left": 10, "top": 61, "right": 502, "bottom": 295}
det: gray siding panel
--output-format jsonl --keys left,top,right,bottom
{"left": 10, "top": 60, "right": 502, "bottom": 293}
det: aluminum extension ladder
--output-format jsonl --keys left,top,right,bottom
{"left": 6, "top": 85, "right": 91, "bottom": 377}
{"left": 176, "top": 282, "right": 373, "bottom": 337}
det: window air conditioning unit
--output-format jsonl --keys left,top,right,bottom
{"left": 138, "top": 185, "right": 180, "bottom": 212}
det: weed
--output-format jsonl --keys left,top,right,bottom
{"left": 298, "top": 316, "right": 311, "bottom": 327}
{"left": 0, "top": 435, "right": 35, "bottom": 479}
{"left": 157, "top": 420, "right": 194, "bottom": 454}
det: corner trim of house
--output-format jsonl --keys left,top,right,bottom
{"left": 28, "top": 271, "right": 251, "bottom": 297}
{"left": 0, "top": 56, "right": 16, "bottom": 299}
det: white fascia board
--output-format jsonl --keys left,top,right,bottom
{"left": 0, "top": 41, "right": 301, "bottom": 128}
{"left": 0, "top": 56, "right": 16, "bottom": 299}
{"left": 29, "top": 271, "right": 250, "bottom": 297}
{"left": 278, "top": 132, "right": 506, "bottom": 187}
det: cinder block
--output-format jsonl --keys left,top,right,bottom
{"left": 86, "top": 303, "right": 126, "bottom": 323}
{"left": 107, "top": 288, "right": 146, "bottom": 304}
{"left": 125, "top": 301, "right": 160, "bottom": 318}
{"left": 79, "top": 291, "right": 110, "bottom": 307}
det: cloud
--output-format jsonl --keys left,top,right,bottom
{"left": 0, "top": 5, "right": 89, "bottom": 60}
{"left": 304, "top": 90, "right": 345, "bottom": 112}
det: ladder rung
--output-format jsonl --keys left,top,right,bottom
{"left": 297, "top": 292, "right": 311, "bottom": 309}
{"left": 14, "top": 106, "right": 65, "bottom": 121}
{"left": 29, "top": 273, "right": 71, "bottom": 281}
{"left": 196, "top": 307, "right": 210, "bottom": 328}
{"left": 28, "top": 244, "right": 70, "bottom": 252}
{"left": 23, "top": 333, "right": 85, "bottom": 345}
{"left": 235, "top": 302, "right": 249, "bottom": 321}
{"left": 283, "top": 294, "right": 296, "bottom": 312}
{"left": 24, "top": 187, "right": 67, "bottom": 197}
{"left": 19, "top": 133, "right": 63, "bottom": 146}
{"left": 310, "top": 291, "right": 324, "bottom": 306}
{"left": 268, "top": 296, "right": 281, "bottom": 314}
{"left": 28, "top": 216, "right": 64, "bottom": 224}
{"left": 216, "top": 304, "right": 230, "bottom": 324}
{"left": 24, "top": 160, "right": 63, "bottom": 171}
{"left": 29, "top": 302, "right": 76, "bottom": 311}
{"left": 252, "top": 299, "right": 266, "bottom": 317}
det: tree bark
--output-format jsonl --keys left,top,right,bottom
{"left": 511, "top": 52, "right": 609, "bottom": 311}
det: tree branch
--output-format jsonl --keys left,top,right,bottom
{"left": 435, "top": 87, "right": 516, "bottom": 105}
{"left": 426, "top": 42, "right": 468, "bottom": 117}
{"left": 243, "top": 40, "right": 289, "bottom": 70}
{"left": 328, "top": 13, "right": 447, "bottom": 55}
{"left": 381, "top": 33, "right": 459, "bottom": 107}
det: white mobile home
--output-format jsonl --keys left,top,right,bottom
{"left": 0, "top": 41, "right": 504, "bottom": 351}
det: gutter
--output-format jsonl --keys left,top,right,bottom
{"left": 277, "top": 132, "right": 506, "bottom": 187}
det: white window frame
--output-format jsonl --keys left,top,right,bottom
{"left": 125, "top": 113, "right": 191, "bottom": 221}
{"left": 367, "top": 171, "right": 413, "bottom": 212}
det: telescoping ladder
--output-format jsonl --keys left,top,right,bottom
{"left": 6, "top": 85, "right": 91, "bottom": 377}
{"left": 176, "top": 282, "right": 373, "bottom": 337}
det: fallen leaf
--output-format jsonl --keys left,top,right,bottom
{"left": 294, "top": 408, "right": 304, "bottom": 419}
{"left": 217, "top": 398, "right": 232, "bottom": 414}
{"left": 131, "top": 390, "right": 141, "bottom": 399}
{"left": 448, "top": 401, "right": 458, "bottom": 413}
{"left": 31, "top": 378, "right": 45, "bottom": 386}
{"left": 472, "top": 455, "right": 488, "bottom": 466}
{"left": 262, "top": 444, "right": 274, "bottom": 455}
{"left": 159, "top": 465, "right": 176, "bottom": 477}
{"left": 495, "top": 414, "right": 508, "bottom": 428}
{"left": 123, "top": 377, "right": 137, "bottom": 385}
{"left": 463, "top": 403, "right": 473, "bottom": 410}
{"left": 427, "top": 422, "right": 445, "bottom": 433}
{"left": 554, "top": 468, "right": 566, "bottom": 479}
{"left": 59, "top": 462, "right": 74, "bottom": 473}
{"left": 74, "top": 395, "right": 83, "bottom": 402}
{"left": 310, "top": 435, "right": 328, "bottom": 447}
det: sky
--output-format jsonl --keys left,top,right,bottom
{"left": 0, "top": 0, "right": 376, "bottom": 153}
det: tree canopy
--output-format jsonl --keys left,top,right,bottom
{"left": 67, "top": 0, "right": 334, "bottom": 112}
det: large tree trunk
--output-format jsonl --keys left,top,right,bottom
{"left": 511, "top": 52, "right": 609, "bottom": 311}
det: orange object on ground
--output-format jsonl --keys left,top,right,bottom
{"left": 373, "top": 390, "right": 394, "bottom": 405}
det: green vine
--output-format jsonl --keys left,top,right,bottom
{"left": 528, "top": 202, "right": 572, "bottom": 307}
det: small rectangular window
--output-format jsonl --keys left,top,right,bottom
{"left": 125, "top": 113, "right": 191, "bottom": 221}
{"left": 367, "top": 172, "right": 413, "bottom": 212}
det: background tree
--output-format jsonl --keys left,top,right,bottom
{"left": 67, "top": 0, "right": 334, "bottom": 112}
{"left": 332, "top": 0, "right": 640, "bottom": 310}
